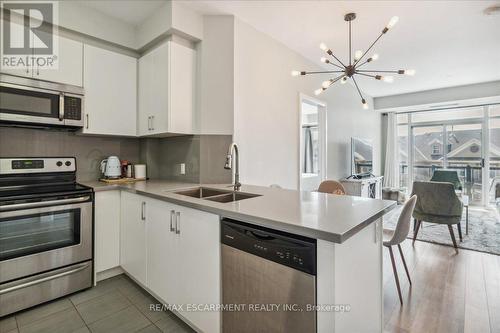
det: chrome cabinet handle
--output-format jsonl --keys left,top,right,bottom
{"left": 175, "top": 211, "right": 180, "bottom": 234}
{"left": 141, "top": 202, "right": 146, "bottom": 221}
{"left": 59, "top": 93, "right": 65, "bottom": 121}
{"left": 170, "top": 210, "right": 175, "bottom": 232}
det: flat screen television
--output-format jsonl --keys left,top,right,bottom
{"left": 351, "top": 138, "right": 373, "bottom": 176}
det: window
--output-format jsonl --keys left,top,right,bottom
{"left": 432, "top": 144, "right": 441, "bottom": 155}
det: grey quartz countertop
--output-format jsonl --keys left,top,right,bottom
{"left": 81, "top": 180, "right": 396, "bottom": 244}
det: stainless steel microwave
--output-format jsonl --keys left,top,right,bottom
{"left": 0, "top": 74, "right": 84, "bottom": 128}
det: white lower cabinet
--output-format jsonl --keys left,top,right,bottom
{"left": 172, "top": 204, "right": 221, "bottom": 333}
{"left": 119, "top": 192, "right": 221, "bottom": 333}
{"left": 120, "top": 191, "right": 148, "bottom": 286}
{"left": 94, "top": 191, "right": 121, "bottom": 273}
{"left": 147, "top": 198, "right": 179, "bottom": 305}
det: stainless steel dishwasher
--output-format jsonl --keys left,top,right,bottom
{"left": 221, "top": 218, "right": 317, "bottom": 333}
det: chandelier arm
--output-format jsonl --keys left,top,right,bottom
{"left": 326, "top": 52, "right": 347, "bottom": 68}
{"left": 351, "top": 76, "right": 365, "bottom": 101}
{"left": 321, "top": 75, "right": 346, "bottom": 92}
{"left": 303, "top": 70, "right": 345, "bottom": 75}
{"left": 356, "top": 70, "right": 401, "bottom": 73}
{"left": 355, "top": 72, "right": 379, "bottom": 79}
{"left": 354, "top": 59, "right": 370, "bottom": 69}
{"left": 330, "top": 75, "right": 346, "bottom": 85}
{"left": 353, "top": 32, "right": 384, "bottom": 66}
{"left": 327, "top": 62, "right": 345, "bottom": 70}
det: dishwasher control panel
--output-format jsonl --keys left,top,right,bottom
{"left": 221, "top": 218, "right": 316, "bottom": 275}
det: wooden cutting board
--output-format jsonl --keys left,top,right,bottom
{"left": 99, "top": 177, "right": 146, "bottom": 184}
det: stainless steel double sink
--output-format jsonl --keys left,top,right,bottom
{"left": 173, "top": 187, "right": 261, "bottom": 203}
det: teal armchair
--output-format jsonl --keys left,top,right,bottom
{"left": 430, "top": 170, "right": 462, "bottom": 191}
{"left": 411, "top": 181, "right": 463, "bottom": 252}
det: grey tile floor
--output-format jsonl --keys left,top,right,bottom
{"left": 0, "top": 274, "right": 195, "bottom": 333}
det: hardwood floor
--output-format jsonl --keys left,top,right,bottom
{"left": 383, "top": 240, "right": 500, "bottom": 333}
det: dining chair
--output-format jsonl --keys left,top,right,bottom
{"left": 384, "top": 195, "right": 417, "bottom": 305}
{"left": 411, "top": 181, "right": 463, "bottom": 252}
{"left": 317, "top": 180, "right": 346, "bottom": 195}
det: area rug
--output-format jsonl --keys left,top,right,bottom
{"left": 383, "top": 205, "right": 500, "bottom": 256}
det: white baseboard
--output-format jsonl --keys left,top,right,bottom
{"left": 96, "top": 266, "right": 124, "bottom": 282}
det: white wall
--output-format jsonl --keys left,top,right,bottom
{"left": 198, "top": 16, "right": 234, "bottom": 135}
{"left": 59, "top": 1, "right": 137, "bottom": 49}
{"left": 233, "top": 18, "right": 381, "bottom": 189}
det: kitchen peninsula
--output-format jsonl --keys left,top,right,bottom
{"left": 86, "top": 180, "right": 396, "bottom": 333}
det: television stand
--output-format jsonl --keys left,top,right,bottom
{"left": 340, "top": 176, "right": 384, "bottom": 199}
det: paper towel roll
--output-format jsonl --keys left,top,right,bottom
{"left": 134, "top": 164, "right": 146, "bottom": 179}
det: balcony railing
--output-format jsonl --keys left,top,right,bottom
{"left": 399, "top": 163, "right": 500, "bottom": 202}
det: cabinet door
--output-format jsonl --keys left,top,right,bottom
{"left": 138, "top": 42, "right": 169, "bottom": 136}
{"left": 168, "top": 43, "right": 195, "bottom": 134}
{"left": 95, "top": 191, "right": 121, "bottom": 273}
{"left": 0, "top": 20, "right": 31, "bottom": 78}
{"left": 120, "top": 192, "right": 147, "bottom": 285}
{"left": 147, "top": 198, "right": 179, "bottom": 305}
{"left": 35, "top": 36, "right": 83, "bottom": 86}
{"left": 138, "top": 50, "right": 153, "bottom": 136}
{"left": 83, "top": 45, "right": 137, "bottom": 136}
{"left": 176, "top": 207, "right": 220, "bottom": 333}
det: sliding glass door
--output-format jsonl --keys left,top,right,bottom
{"left": 411, "top": 125, "right": 445, "bottom": 183}
{"left": 410, "top": 118, "right": 485, "bottom": 205}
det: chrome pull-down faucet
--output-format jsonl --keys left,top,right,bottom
{"left": 224, "top": 142, "right": 241, "bottom": 191}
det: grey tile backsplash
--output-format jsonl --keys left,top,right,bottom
{"left": 0, "top": 127, "right": 141, "bottom": 182}
{"left": 0, "top": 126, "right": 232, "bottom": 184}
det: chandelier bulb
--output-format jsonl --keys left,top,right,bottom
{"left": 372, "top": 53, "right": 379, "bottom": 61}
{"left": 341, "top": 76, "right": 347, "bottom": 84}
{"left": 382, "top": 76, "right": 394, "bottom": 83}
{"left": 291, "top": 70, "right": 300, "bottom": 77}
{"left": 362, "top": 99, "right": 369, "bottom": 110}
{"left": 405, "top": 69, "right": 416, "bottom": 76}
{"left": 319, "top": 43, "right": 328, "bottom": 51}
{"left": 320, "top": 57, "right": 330, "bottom": 64}
{"left": 387, "top": 16, "right": 399, "bottom": 29}
{"left": 322, "top": 80, "right": 332, "bottom": 88}
{"left": 354, "top": 50, "right": 363, "bottom": 61}
{"left": 314, "top": 88, "right": 324, "bottom": 96}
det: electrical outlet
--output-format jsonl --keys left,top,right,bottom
{"left": 179, "top": 163, "right": 186, "bottom": 175}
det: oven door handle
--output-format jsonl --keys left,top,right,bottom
{"left": 0, "top": 262, "right": 91, "bottom": 295}
{"left": 0, "top": 195, "right": 91, "bottom": 211}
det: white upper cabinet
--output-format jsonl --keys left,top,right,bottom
{"left": 82, "top": 45, "right": 137, "bottom": 136}
{"left": 138, "top": 41, "right": 195, "bottom": 136}
{"left": 36, "top": 37, "right": 83, "bottom": 86}
{"left": 1, "top": 36, "right": 83, "bottom": 87}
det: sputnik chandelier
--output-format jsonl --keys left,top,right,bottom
{"left": 291, "top": 13, "right": 415, "bottom": 109}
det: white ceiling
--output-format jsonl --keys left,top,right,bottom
{"left": 77, "top": 1, "right": 168, "bottom": 26}
{"left": 183, "top": 0, "right": 500, "bottom": 97}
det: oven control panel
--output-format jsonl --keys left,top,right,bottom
{"left": 11, "top": 160, "right": 44, "bottom": 169}
{"left": 0, "top": 158, "right": 76, "bottom": 174}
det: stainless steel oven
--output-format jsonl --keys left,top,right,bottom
{"left": 0, "top": 194, "right": 92, "bottom": 283}
{"left": 0, "top": 157, "right": 93, "bottom": 317}
{"left": 0, "top": 74, "right": 84, "bottom": 128}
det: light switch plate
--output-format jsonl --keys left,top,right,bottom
{"left": 179, "top": 163, "right": 186, "bottom": 175}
